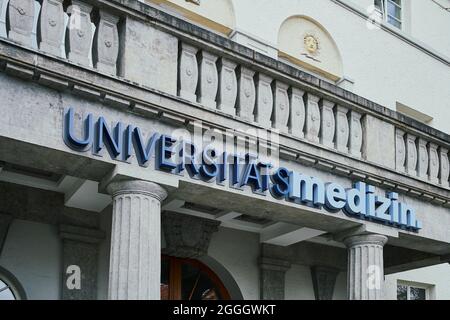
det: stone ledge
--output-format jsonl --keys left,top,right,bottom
{"left": 0, "top": 39, "right": 449, "bottom": 206}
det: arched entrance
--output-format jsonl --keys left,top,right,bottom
{"left": 161, "top": 255, "right": 231, "bottom": 300}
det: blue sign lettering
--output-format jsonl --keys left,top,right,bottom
{"left": 63, "top": 108, "right": 422, "bottom": 231}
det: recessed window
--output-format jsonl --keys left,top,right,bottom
{"left": 375, "top": 0, "right": 403, "bottom": 29}
{"left": 397, "top": 282, "right": 431, "bottom": 300}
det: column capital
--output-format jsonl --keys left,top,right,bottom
{"left": 106, "top": 179, "right": 168, "bottom": 202}
{"left": 343, "top": 234, "right": 388, "bottom": 248}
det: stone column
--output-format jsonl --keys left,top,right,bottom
{"left": 106, "top": 179, "right": 167, "bottom": 300}
{"left": 343, "top": 234, "right": 388, "bottom": 300}
{"left": 259, "top": 257, "right": 290, "bottom": 300}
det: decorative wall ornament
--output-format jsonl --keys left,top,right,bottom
{"left": 321, "top": 100, "right": 335, "bottom": 148}
{"left": 217, "top": 58, "right": 237, "bottom": 116}
{"left": 8, "top": 0, "right": 35, "bottom": 46}
{"left": 417, "top": 139, "right": 429, "bottom": 179}
{"left": 301, "top": 32, "right": 321, "bottom": 62}
{"left": 178, "top": 43, "right": 199, "bottom": 102}
{"left": 406, "top": 133, "right": 418, "bottom": 176}
{"left": 349, "top": 111, "right": 363, "bottom": 157}
{"left": 305, "top": 93, "right": 321, "bottom": 143}
{"left": 162, "top": 212, "right": 220, "bottom": 258}
{"left": 439, "top": 148, "right": 449, "bottom": 187}
{"left": 273, "top": 81, "right": 289, "bottom": 133}
{"left": 198, "top": 51, "right": 218, "bottom": 109}
{"left": 39, "top": 0, "right": 65, "bottom": 57}
{"left": 66, "top": 0, "right": 93, "bottom": 66}
{"left": 237, "top": 66, "right": 256, "bottom": 122}
{"left": 428, "top": 143, "right": 439, "bottom": 183}
{"left": 395, "top": 129, "right": 406, "bottom": 173}
{"left": 93, "top": 10, "right": 119, "bottom": 75}
{"left": 255, "top": 73, "right": 273, "bottom": 128}
{"left": 335, "top": 106, "right": 349, "bottom": 153}
{"left": 289, "top": 87, "right": 305, "bottom": 138}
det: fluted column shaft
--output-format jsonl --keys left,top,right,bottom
{"left": 343, "top": 234, "right": 388, "bottom": 300}
{"left": 106, "top": 180, "right": 167, "bottom": 300}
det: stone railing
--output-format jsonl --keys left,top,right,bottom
{"left": 178, "top": 42, "right": 364, "bottom": 158}
{"left": 0, "top": 0, "right": 448, "bottom": 194}
{"left": 396, "top": 128, "right": 449, "bottom": 189}
{"left": 0, "top": 0, "right": 120, "bottom": 75}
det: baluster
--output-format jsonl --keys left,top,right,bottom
{"left": 39, "top": 0, "right": 64, "bottom": 57}
{"left": 335, "top": 106, "right": 349, "bottom": 153}
{"left": 178, "top": 43, "right": 198, "bottom": 103}
{"left": 321, "top": 100, "right": 335, "bottom": 148}
{"left": 417, "top": 138, "right": 429, "bottom": 179}
{"left": 255, "top": 74, "right": 273, "bottom": 128}
{"left": 8, "top": 0, "right": 35, "bottom": 46}
{"left": 237, "top": 66, "right": 255, "bottom": 122}
{"left": 66, "top": 0, "right": 93, "bottom": 66}
{"left": 395, "top": 129, "right": 406, "bottom": 173}
{"left": 305, "top": 94, "right": 321, "bottom": 143}
{"left": 349, "top": 111, "right": 362, "bottom": 157}
{"left": 428, "top": 143, "right": 439, "bottom": 183}
{"left": 94, "top": 10, "right": 119, "bottom": 74}
{"left": 273, "top": 81, "right": 289, "bottom": 133}
{"left": 440, "top": 147, "right": 449, "bottom": 187}
{"left": 406, "top": 133, "right": 417, "bottom": 176}
{"left": 198, "top": 51, "right": 218, "bottom": 109}
{"left": 0, "top": 0, "right": 9, "bottom": 38}
{"left": 289, "top": 88, "right": 305, "bottom": 139}
{"left": 217, "top": 58, "right": 237, "bottom": 116}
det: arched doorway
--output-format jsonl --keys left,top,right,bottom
{"left": 161, "top": 255, "right": 231, "bottom": 300}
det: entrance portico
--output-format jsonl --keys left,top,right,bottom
{"left": 0, "top": 0, "right": 448, "bottom": 301}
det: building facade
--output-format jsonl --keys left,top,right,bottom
{"left": 0, "top": 0, "right": 449, "bottom": 300}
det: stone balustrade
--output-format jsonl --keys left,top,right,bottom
{"left": 396, "top": 128, "right": 449, "bottom": 189}
{"left": 0, "top": 0, "right": 448, "bottom": 195}
{"left": 0, "top": 0, "right": 120, "bottom": 75}
{"left": 178, "top": 42, "right": 364, "bottom": 159}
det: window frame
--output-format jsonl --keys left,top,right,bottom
{"left": 0, "top": 267, "right": 26, "bottom": 300}
{"left": 374, "top": 0, "right": 403, "bottom": 30}
{"left": 397, "top": 281, "right": 432, "bottom": 301}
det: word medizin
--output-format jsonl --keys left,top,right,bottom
{"left": 63, "top": 108, "right": 422, "bottom": 231}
